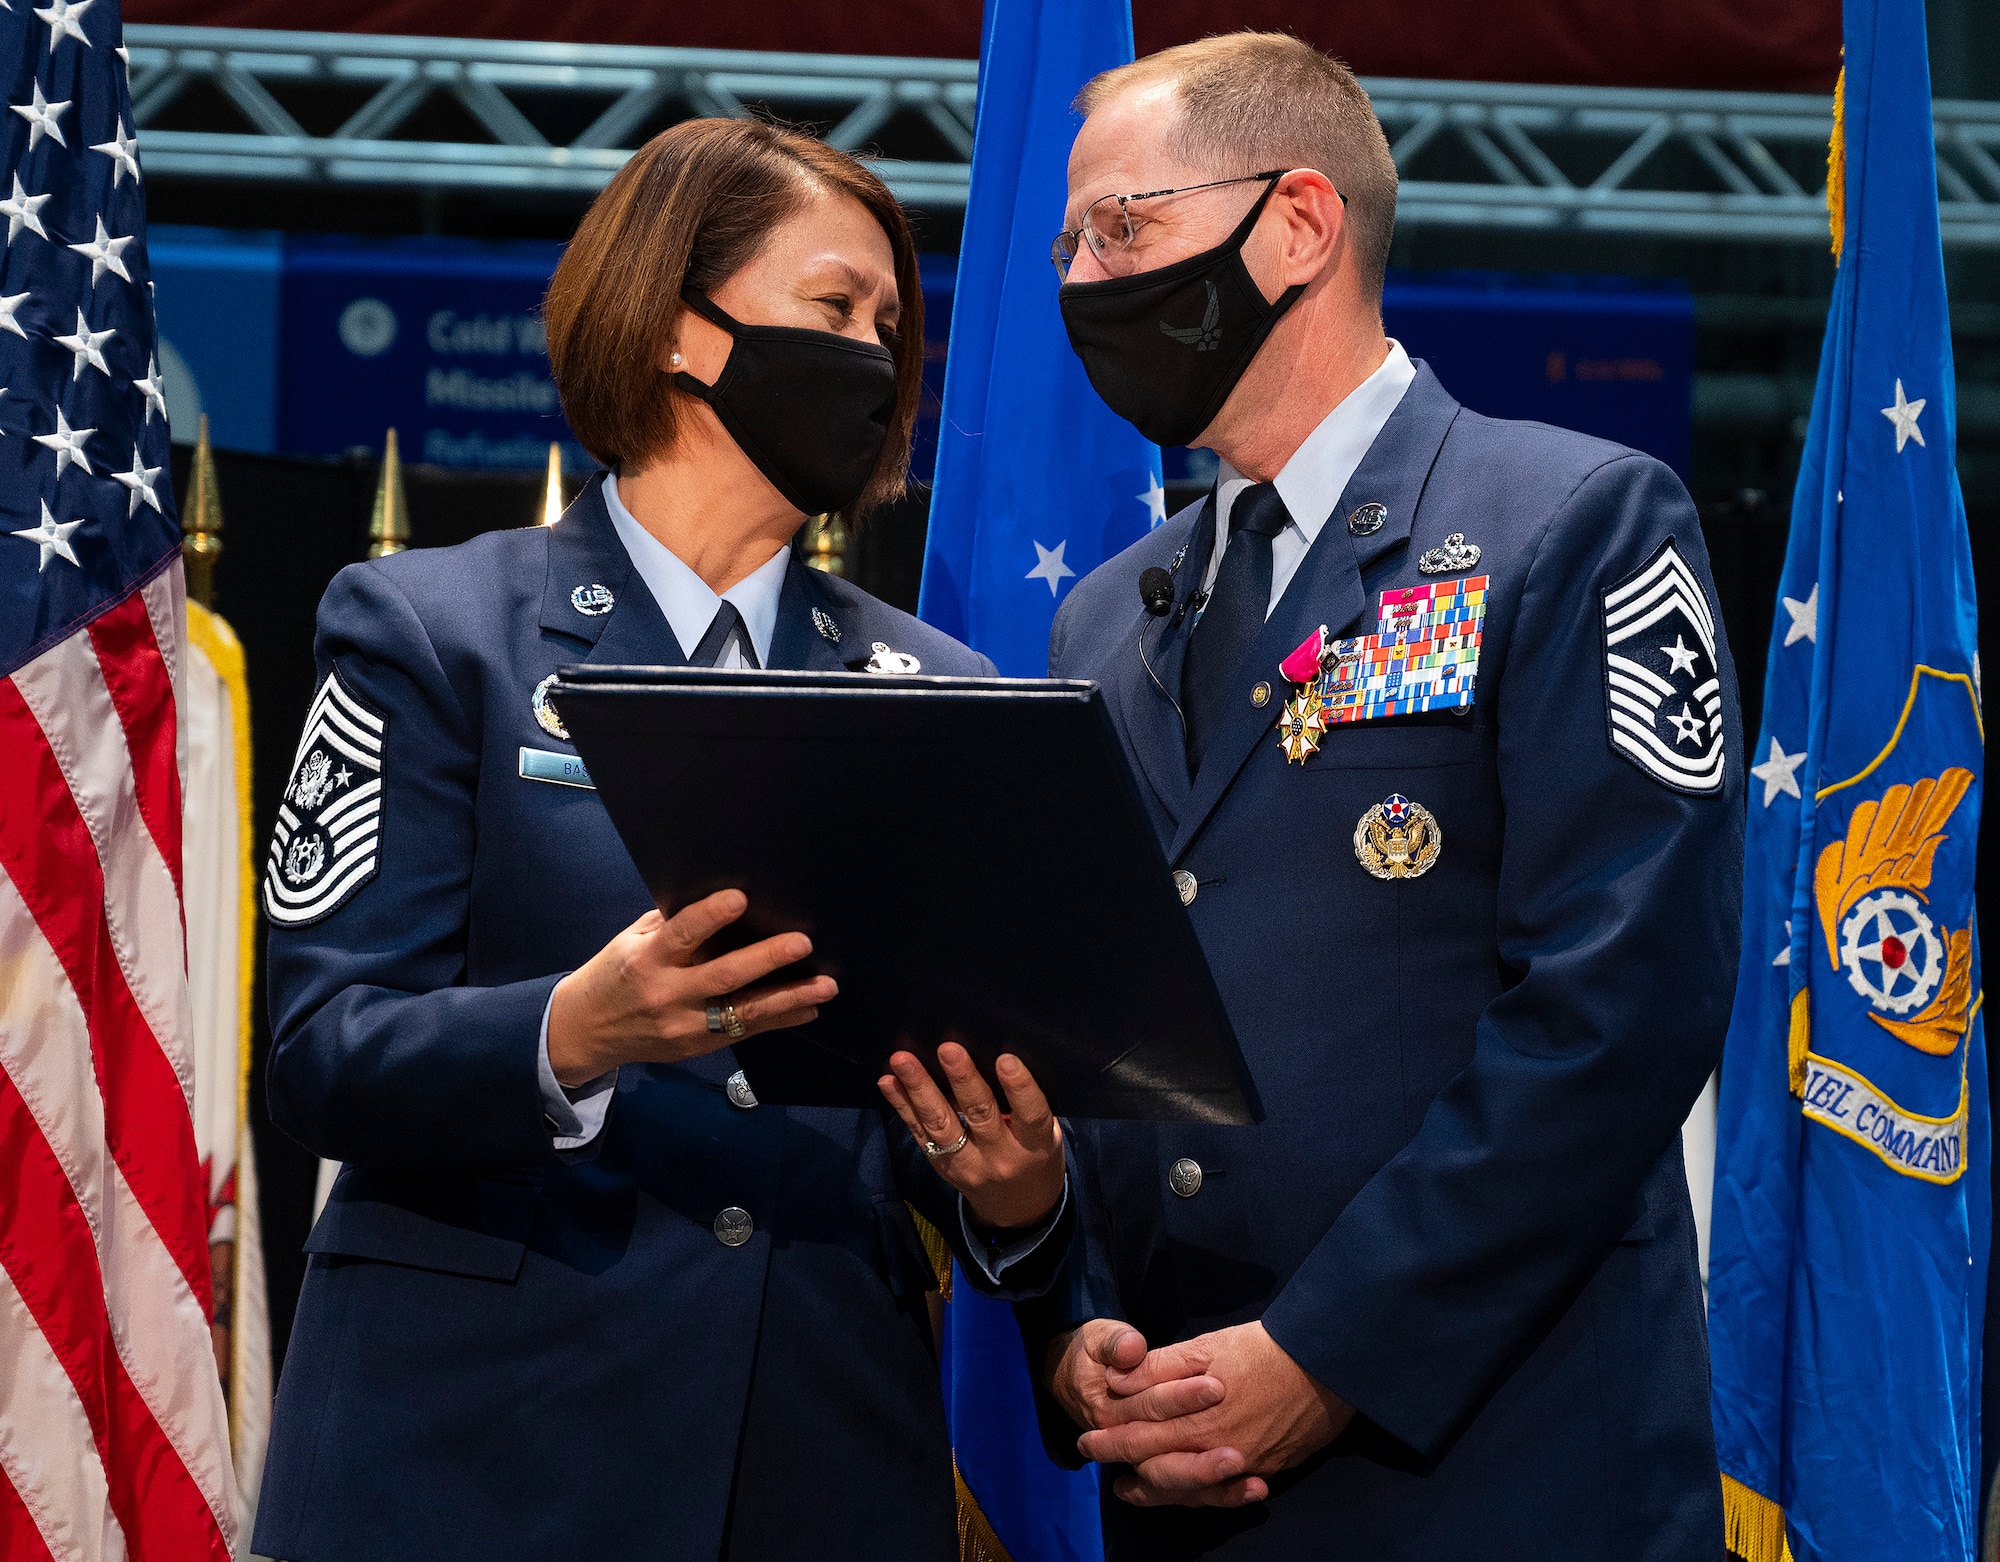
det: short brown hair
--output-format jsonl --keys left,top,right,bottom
{"left": 1077, "top": 33, "right": 1398, "bottom": 301}
{"left": 544, "top": 119, "right": 925, "bottom": 514}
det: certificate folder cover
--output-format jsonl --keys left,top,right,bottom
{"left": 553, "top": 666, "right": 1260, "bottom": 1125}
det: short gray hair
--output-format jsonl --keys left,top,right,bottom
{"left": 1077, "top": 33, "right": 1399, "bottom": 301}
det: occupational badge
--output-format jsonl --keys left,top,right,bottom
{"left": 812, "top": 607, "right": 841, "bottom": 643}
{"left": 863, "top": 642, "right": 922, "bottom": 674}
{"left": 1600, "top": 537, "right": 1723, "bottom": 794}
{"left": 1353, "top": 793, "right": 1442, "bottom": 880}
{"left": 1417, "top": 532, "right": 1481, "bottom": 575}
{"left": 570, "top": 582, "right": 614, "bottom": 616}
{"left": 530, "top": 673, "right": 568, "bottom": 739}
{"left": 265, "top": 670, "right": 385, "bottom": 927}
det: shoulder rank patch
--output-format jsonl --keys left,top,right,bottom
{"left": 1601, "top": 536, "right": 1724, "bottom": 794}
{"left": 265, "top": 670, "right": 386, "bottom": 927}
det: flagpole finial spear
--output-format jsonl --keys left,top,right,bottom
{"left": 368, "top": 427, "right": 410, "bottom": 559}
{"left": 541, "top": 441, "right": 564, "bottom": 527}
{"left": 182, "top": 412, "right": 224, "bottom": 608}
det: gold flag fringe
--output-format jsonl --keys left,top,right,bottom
{"left": 1787, "top": 989, "right": 1810, "bottom": 1097}
{"left": 1827, "top": 65, "right": 1847, "bottom": 261}
{"left": 1723, "top": 1474, "right": 1794, "bottom": 1562}
{"left": 910, "top": 1208, "right": 1014, "bottom": 1561}
{"left": 910, "top": 1203, "right": 955, "bottom": 1301}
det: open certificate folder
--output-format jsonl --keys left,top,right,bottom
{"left": 553, "top": 666, "right": 1260, "bottom": 1124}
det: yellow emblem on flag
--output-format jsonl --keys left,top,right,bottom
{"left": 1813, "top": 766, "right": 1974, "bottom": 1056}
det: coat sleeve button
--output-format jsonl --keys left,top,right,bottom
{"left": 1168, "top": 1158, "right": 1203, "bottom": 1198}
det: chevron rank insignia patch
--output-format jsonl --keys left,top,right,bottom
{"left": 1601, "top": 537, "right": 1725, "bottom": 794}
{"left": 265, "top": 670, "right": 386, "bottom": 927}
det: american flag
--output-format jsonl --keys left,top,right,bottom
{"left": 0, "top": 2, "right": 239, "bottom": 1558}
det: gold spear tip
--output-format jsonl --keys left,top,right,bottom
{"left": 368, "top": 427, "right": 410, "bottom": 559}
{"left": 541, "top": 441, "right": 564, "bottom": 527}
{"left": 182, "top": 412, "right": 224, "bottom": 608}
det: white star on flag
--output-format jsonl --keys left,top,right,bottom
{"left": 1881, "top": 378, "right": 1926, "bottom": 452}
{"left": 1027, "top": 539, "right": 1075, "bottom": 597}
{"left": 1659, "top": 634, "right": 1700, "bottom": 677}
{"left": 1781, "top": 582, "right": 1817, "bottom": 646}
{"left": 11, "top": 81, "right": 70, "bottom": 151}
{"left": 0, "top": 288, "right": 28, "bottom": 340}
{"left": 1774, "top": 919, "right": 1793, "bottom": 968}
{"left": 112, "top": 445, "right": 161, "bottom": 515}
{"left": 0, "top": 173, "right": 50, "bottom": 243}
{"left": 54, "top": 306, "right": 115, "bottom": 379}
{"left": 134, "top": 351, "right": 168, "bottom": 423}
{"left": 68, "top": 215, "right": 132, "bottom": 286}
{"left": 90, "top": 118, "right": 140, "bottom": 185}
{"left": 34, "top": 0, "right": 94, "bottom": 48}
{"left": 32, "top": 406, "right": 95, "bottom": 477}
{"left": 1139, "top": 474, "right": 1167, "bottom": 528}
{"left": 10, "top": 500, "right": 82, "bottom": 570}
{"left": 1749, "top": 735, "right": 1807, "bottom": 806}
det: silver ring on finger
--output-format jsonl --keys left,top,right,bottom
{"left": 719, "top": 1002, "right": 747, "bottom": 1040}
{"left": 923, "top": 1128, "right": 970, "bottom": 1158}
{"left": 705, "top": 1004, "right": 725, "bottom": 1035}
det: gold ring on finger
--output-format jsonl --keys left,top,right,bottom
{"left": 719, "top": 1002, "right": 747, "bottom": 1039}
{"left": 923, "top": 1128, "right": 970, "bottom": 1158}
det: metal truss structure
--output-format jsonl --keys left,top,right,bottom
{"left": 123, "top": 26, "right": 2000, "bottom": 247}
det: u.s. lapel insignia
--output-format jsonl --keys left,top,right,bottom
{"left": 864, "top": 641, "right": 922, "bottom": 674}
{"left": 1417, "top": 533, "right": 1481, "bottom": 575}
{"left": 531, "top": 674, "right": 568, "bottom": 740}
{"left": 812, "top": 607, "right": 841, "bottom": 643}
{"left": 1354, "top": 793, "right": 1442, "bottom": 880}
{"left": 571, "top": 583, "right": 614, "bottom": 616}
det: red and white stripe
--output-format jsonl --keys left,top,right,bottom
{"left": 0, "top": 563, "right": 239, "bottom": 1562}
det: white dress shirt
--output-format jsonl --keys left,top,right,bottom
{"left": 1202, "top": 339, "right": 1416, "bottom": 617}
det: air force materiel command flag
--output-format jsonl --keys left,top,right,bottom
{"left": 0, "top": 0, "right": 242, "bottom": 1554}
{"left": 1705, "top": 1, "right": 1988, "bottom": 1557}
{"left": 916, "top": 0, "right": 1163, "bottom": 679}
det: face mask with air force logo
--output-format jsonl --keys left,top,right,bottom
{"left": 1056, "top": 177, "right": 1306, "bottom": 448}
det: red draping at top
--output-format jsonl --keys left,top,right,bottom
{"left": 123, "top": 0, "right": 1840, "bottom": 95}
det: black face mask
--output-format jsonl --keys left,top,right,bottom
{"left": 1057, "top": 179, "right": 1305, "bottom": 448}
{"left": 671, "top": 290, "right": 898, "bottom": 515}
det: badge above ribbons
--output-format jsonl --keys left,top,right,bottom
{"left": 1795, "top": 667, "right": 1983, "bottom": 1184}
{"left": 265, "top": 671, "right": 386, "bottom": 927}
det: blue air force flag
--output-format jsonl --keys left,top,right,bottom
{"left": 915, "top": 0, "right": 1163, "bottom": 678}
{"left": 1705, "top": 1, "right": 1988, "bottom": 1558}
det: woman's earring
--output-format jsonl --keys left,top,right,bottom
{"left": 670, "top": 350, "right": 684, "bottom": 368}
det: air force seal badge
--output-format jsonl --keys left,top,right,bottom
{"left": 265, "top": 670, "right": 386, "bottom": 927}
{"left": 1354, "top": 793, "right": 1441, "bottom": 880}
{"left": 1601, "top": 537, "right": 1725, "bottom": 794}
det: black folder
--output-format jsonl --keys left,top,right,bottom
{"left": 552, "top": 666, "right": 1259, "bottom": 1125}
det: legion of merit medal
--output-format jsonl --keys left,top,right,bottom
{"left": 1276, "top": 623, "right": 1334, "bottom": 763}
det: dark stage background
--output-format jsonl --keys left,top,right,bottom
{"left": 168, "top": 442, "right": 2000, "bottom": 1375}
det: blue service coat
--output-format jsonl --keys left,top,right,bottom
{"left": 1034, "top": 364, "right": 1743, "bottom": 1559}
{"left": 252, "top": 476, "right": 1067, "bottom": 1562}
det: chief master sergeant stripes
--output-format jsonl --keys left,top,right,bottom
{"left": 265, "top": 671, "right": 384, "bottom": 926}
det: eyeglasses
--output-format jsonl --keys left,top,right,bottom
{"left": 1050, "top": 170, "right": 1290, "bottom": 280}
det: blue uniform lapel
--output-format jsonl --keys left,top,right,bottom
{"left": 1107, "top": 496, "right": 1214, "bottom": 827}
{"left": 1165, "top": 364, "right": 1462, "bottom": 864}
{"left": 768, "top": 553, "right": 862, "bottom": 673}
{"left": 539, "top": 474, "right": 689, "bottom": 668}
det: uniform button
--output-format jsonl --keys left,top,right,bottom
{"left": 725, "top": 1070, "right": 759, "bottom": 1109}
{"left": 1251, "top": 681, "right": 1271, "bottom": 708}
{"left": 1173, "top": 869, "right": 1197, "bottom": 906}
{"left": 715, "top": 1207, "right": 754, "bottom": 1247}
{"left": 1168, "top": 1158, "right": 1203, "bottom": 1198}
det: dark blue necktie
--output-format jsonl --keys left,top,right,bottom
{"left": 1182, "top": 482, "right": 1289, "bottom": 776}
{"left": 689, "top": 600, "right": 758, "bottom": 668}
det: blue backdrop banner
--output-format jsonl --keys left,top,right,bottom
{"left": 915, "top": 0, "right": 1163, "bottom": 679}
{"left": 1705, "top": 1, "right": 1989, "bottom": 1557}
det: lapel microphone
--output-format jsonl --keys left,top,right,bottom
{"left": 1139, "top": 567, "right": 1174, "bottom": 617}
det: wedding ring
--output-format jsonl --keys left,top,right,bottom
{"left": 705, "top": 1004, "right": 725, "bottom": 1034}
{"left": 719, "top": 1002, "right": 747, "bottom": 1039}
{"left": 924, "top": 1129, "right": 970, "bottom": 1158}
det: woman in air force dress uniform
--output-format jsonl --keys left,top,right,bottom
{"left": 251, "top": 120, "right": 1074, "bottom": 1562}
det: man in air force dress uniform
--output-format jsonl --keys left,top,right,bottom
{"left": 1031, "top": 34, "right": 1744, "bottom": 1560}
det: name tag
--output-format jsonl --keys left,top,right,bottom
{"left": 519, "top": 747, "right": 594, "bottom": 789}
